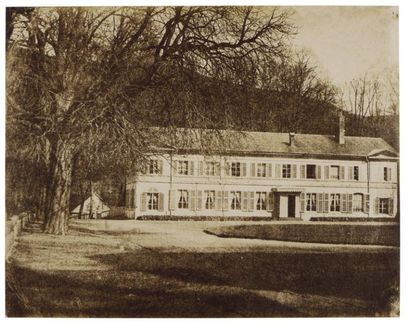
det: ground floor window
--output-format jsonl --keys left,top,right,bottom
{"left": 230, "top": 191, "right": 241, "bottom": 210}
{"left": 205, "top": 190, "right": 216, "bottom": 210}
{"left": 353, "top": 193, "right": 363, "bottom": 212}
{"left": 379, "top": 198, "right": 390, "bottom": 214}
{"left": 147, "top": 192, "right": 159, "bottom": 210}
{"left": 330, "top": 193, "right": 341, "bottom": 211}
{"left": 306, "top": 193, "right": 317, "bottom": 211}
{"left": 178, "top": 190, "right": 189, "bottom": 209}
{"left": 256, "top": 192, "right": 267, "bottom": 210}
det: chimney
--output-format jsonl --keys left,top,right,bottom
{"left": 336, "top": 110, "right": 345, "bottom": 145}
{"left": 289, "top": 132, "right": 295, "bottom": 146}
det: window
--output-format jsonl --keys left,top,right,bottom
{"left": 148, "top": 160, "right": 160, "bottom": 174}
{"left": 177, "top": 161, "right": 189, "bottom": 175}
{"left": 205, "top": 162, "right": 217, "bottom": 176}
{"left": 306, "top": 165, "right": 316, "bottom": 179}
{"left": 330, "top": 166, "right": 340, "bottom": 179}
{"left": 306, "top": 193, "right": 317, "bottom": 211}
{"left": 205, "top": 190, "right": 216, "bottom": 210}
{"left": 330, "top": 193, "right": 341, "bottom": 211}
{"left": 384, "top": 167, "right": 392, "bottom": 181}
{"left": 257, "top": 163, "right": 267, "bottom": 177}
{"left": 230, "top": 191, "right": 241, "bottom": 210}
{"left": 353, "top": 166, "right": 359, "bottom": 181}
{"left": 256, "top": 192, "right": 267, "bottom": 210}
{"left": 178, "top": 190, "right": 189, "bottom": 209}
{"left": 379, "top": 198, "right": 390, "bottom": 214}
{"left": 282, "top": 164, "right": 291, "bottom": 178}
{"left": 231, "top": 162, "right": 241, "bottom": 177}
{"left": 147, "top": 193, "right": 159, "bottom": 210}
{"left": 353, "top": 193, "right": 363, "bottom": 212}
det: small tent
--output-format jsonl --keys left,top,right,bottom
{"left": 71, "top": 192, "right": 110, "bottom": 219}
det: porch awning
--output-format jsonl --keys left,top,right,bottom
{"left": 272, "top": 187, "right": 305, "bottom": 193}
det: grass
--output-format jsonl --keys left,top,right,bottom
{"left": 6, "top": 220, "right": 400, "bottom": 317}
{"left": 205, "top": 222, "right": 400, "bottom": 246}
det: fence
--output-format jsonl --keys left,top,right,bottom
{"left": 108, "top": 207, "right": 126, "bottom": 218}
{"left": 6, "top": 212, "right": 33, "bottom": 262}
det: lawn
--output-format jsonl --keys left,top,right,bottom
{"left": 205, "top": 222, "right": 400, "bottom": 246}
{"left": 6, "top": 220, "right": 400, "bottom": 317}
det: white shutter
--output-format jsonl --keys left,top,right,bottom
{"left": 223, "top": 191, "right": 229, "bottom": 211}
{"left": 267, "top": 192, "right": 274, "bottom": 212}
{"left": 300, "top": 193, "right": 305, "bottom": 213}
{"left": 251, "top": 163, "right": 256, "bottom": 177}
{"left": 249, "top": 192, "right": 255, "bottom": 211}
{"left": 324, "top": 166, "right": 330, "bottom": 179}
{"left": 340, "top": 166, "right": 345, "bottom": 180}
{"left": 323, "top": 193, "right": 329, "bottom": 212}
{"left": 158, "top": 193, "right": 164, "bottom": 212}
{"left": 140, "top": 193, "right": 147, "bottom": 212}
{"left": 348, "top": 167, "right": 353, "bottom": 180}
{"left": 316, "top": 166, "right": 321, "bottom": 179}
{"left": 347, "top": 194, "right": 353, "bottom": 213}
{"left": 216, "top": 191, "right": 222, "bottom": 210}
{"left": 189, "top": 161, "right": 195, "bottom": 176}
{"left": 275, "top": 164, "right": 281, "bottom": 178}
{"left": 300, "top": 165, "right": 306, "bottom": 179}
{"left": 364, "top": 194, "right": 369, "bottom": 214}
{"left": 388, "top": 198, "right": 394, "bottom": 216}
{"left": 241, "top": 163, "right": 247, "bottom": 177}
{"left": 169, "top": 190, "right": 176, "bottom": 210}
{"left": 374, "top": 197, "right": 380, "bottom": 214}
{"left": 267, "top": 163, "right": 272, "bottom": 177}
{"left": 291, "top": 164, "right": 297, "bottom": 178}
{"left": 317, "top": 193, "right": 323, "bottom": 213}
{"left": 199, "top": 161, "right": 204, "bottom": 176}
{"left": 341, "top": 193, "right": 347, "bottom": 212}
{"left": 242, "top": 191, "right": 248, "bottom": 211}
{"left": 196, "top": 190, "right": 202, "bottom": 211}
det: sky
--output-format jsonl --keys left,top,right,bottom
{"left": 288, "top": 6, "right": 399, "bottom": 88}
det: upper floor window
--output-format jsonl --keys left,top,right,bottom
{"left": 257, "top": 163, "right": 267, "bottom": 177}
{"left": 306, "top": 165, "right": 316, "bottom": 179}
{"left": 256, "top": 192, "right": 267, "bottom": 210}
{"left": 330, "top": 193, "right": 341, "bottom": 211}
{"left": 178, "top": 190, "right": 189, "bottom": 209}
{"left": 148, "top": 160, "right": 161, "bottom": 175}
{"left": 384, "top": 167, "right": 392, "bottom": 181}
{"left": 230, "top": 191, "right": 241, "bottom": 210}
{"left": 330, "top": 166, "right": 340, "bottom": 180}
{"left": 231, "top": 162, "right": 241, "bottom": 177}
{"left": 306, "top": 193, "right": 317, "bottom": 211}
{"left": 177, "top": 161, "right": 189, "bottom": 175}
{"left": 353, "top": 166, "right": 359, "bottom": 181}
{"left": 282, "top": 164, "right": 291, "bottom": 178}
{"left": 205, "top": 190, "right": 216, "bottom": 210}
{"left": 205, "top": 162, "right": 217, "bottom": 176}
{"left": 147, "top": 192, "right": 159, "bottom": 210}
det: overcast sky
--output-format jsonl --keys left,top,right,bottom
{"left": 288, "top": 6, "right": 399, "bottom": 87}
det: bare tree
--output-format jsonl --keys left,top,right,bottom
{"left": 7, "top": 7, "right": 294, "bottom": 234}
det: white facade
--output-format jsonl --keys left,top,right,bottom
{"left": 125, "top": 151, "right": 398, "bottom": 221}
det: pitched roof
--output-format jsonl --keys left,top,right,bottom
{"left": 154, "top": 128, "right": 398, "bottom": 158}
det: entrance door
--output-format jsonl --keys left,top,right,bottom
{"left": 288, "top": 195, "right": 296, "bottom": 218}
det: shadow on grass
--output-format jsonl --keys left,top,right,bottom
{"left": 7, "top": 248, "right": 399, "bottom": 317}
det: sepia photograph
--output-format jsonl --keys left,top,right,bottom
{"left": 4, "top": 3, "right": 400, "bottom": 318}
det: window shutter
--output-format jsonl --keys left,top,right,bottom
{"left": 388, "top": 198, "right": 394, "bottom": 216}
{"left": 140, "top": 192, "right": 147, "bottom": 212}
{"left": 249, "top": 192, "right": 255, "bottom": 211}
{"left": 267, "top": 164, "right": 272, "bottom": 177}
{"left": 340, "top": 166, "right": 345, "bottom": 180}
{"left": 131, "top": 189, "right": 135, "bottom": 207}
{"left": 316, "top": 166, "right": 322, "bottom": 179}
{"left": 388, "top": 168, "right": 392, "bottom": 181}
{"left": 347, "top": 194, "right": 353, "bottom": 213}
{"left": 189, "top": 161, "right": 195, "bottom": 176}
{"left": 241, "top": 163, "right": 247, "bottom": 177}
{"left": 216, "top": 191, "right": 222, "bottom": 210}
{"left": 199, "top": 161, "right": 204, "bottom": 176}
{"left": 318, "top": 193, "right": 323, "bottom": 213}
{"left": 172, "top": 160, "right": 178, "bottom": 175}
{"left": 242, "top": 191, "right": 248, "bottom": 211}
{"left": 323, "top": 193, "right": 329, "bottom": 212}
{"left": 267, "top": 192, "right": 274, "bottom": 212}
{"left": 348, "top": 167, "right": 353, "bottom": 180}
{"left": 196, "top": 190, "right": 202, "bottom": 211}
{"left": 275, "top": 164, "right": 281, "bottom": 178}
{"left": 341, "top": 193, "right": 347, "bottom": 212}
{"left": 225, "top": 163, "right": 231, "bottom": 176}
{"left": 324, "top": 166, "right": 330, "bottom": 179}
{"left": 251, "top": 163, "right": 256, "bottom": 177}
{"left": 216, "top": 162, "right": 221, "bottom": 176}
{"left": 300, "top": 165, "right": 306, "bottom": 179}
{"left": 374, "top": 197, "right": 380, "bottom": 214}
{"left": 223, "top": 191, "right": 229, "bottom": 211}
{"left": 158, "top": 193, "right": 164, "bottom": 212}
{"left": 169, "top": 190, "right": 176, "bottom": 210}
{"left": 189, "top": 190, "right": 196, "bottom": 210}
{"left": 364, "top": 194, "right": 369, "bottom": 213}
{"left": 291, "top": 164, "right": 297, "bottom": 178}
{"left": 300, "top": 193, "right": 305, "bottom": 213}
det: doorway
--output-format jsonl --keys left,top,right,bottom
{"left": 288, "top": 195, "right": 296, "bottom": 218}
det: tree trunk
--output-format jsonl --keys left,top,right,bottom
{"left": 44, "top": 140, "right": 75, "bottom": 235}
